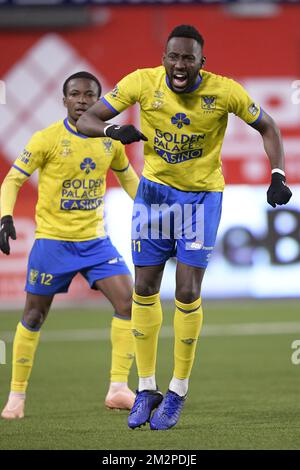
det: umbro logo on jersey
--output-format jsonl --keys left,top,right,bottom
{"left": 152, "top": 100, "right": 164, "bottom": 110}
{"left": 60, "top": 139, "right": 72, "bottom": 157}
{"left": 154, "top": 90, "right": 164, "bottom": 99}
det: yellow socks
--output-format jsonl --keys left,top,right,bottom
{"left": 132, "top": 291, "right": 162, "bottom": 378}
{"left": 110, "top": 315, "right": 135, "bottom": 383}
{"left": 173, "top": 298, "right": 203, "bottom": 380}
{"left": 11, "top": 321, "right": 41, "bottom": 393}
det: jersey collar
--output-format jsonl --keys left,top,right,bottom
{"left": 165, "top": 73, "right": 202, "bottom": 94}
{"left": 63, "top": 118, "right": 88, "bottom": 139}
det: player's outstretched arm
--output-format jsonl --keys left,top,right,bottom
{"left": 77, "top": 101, "right": 148, "bottom": 144}
{"left": 0, "top": 168, "right": 27, "bottom": 255}
{"left": 250, "top": 110, "right": 292, "bottom": 207}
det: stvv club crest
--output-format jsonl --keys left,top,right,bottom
{"left": 201, "top": 96, "right": 216, "bottom": 110}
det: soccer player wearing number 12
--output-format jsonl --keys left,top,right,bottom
{"left": 0, "top": 71, "right": 139, "bottom": 419}
{"left": 77, "top": 25, "right": 292, "bottom": 430}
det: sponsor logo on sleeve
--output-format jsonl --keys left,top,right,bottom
{"left": 110, "top": 85, "right": 119, "bottom": 98}
{"left": 18, "top": 149, "right": 32, "bottom": 165}
{"left": 248, "top": 103, "right": 259, "bottom": 116}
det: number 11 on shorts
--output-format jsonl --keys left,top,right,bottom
{"left": 132, "top": 240, "right": 141, "bottom": 252}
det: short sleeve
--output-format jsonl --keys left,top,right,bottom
{"left": 101, "top": 70, "right": 142, "bottom": 114}
{"left": 12, "top": 131, "right": 48, "bottom": 177}
{"left": 227, "top": 79, "right": 262, "bottom": 125}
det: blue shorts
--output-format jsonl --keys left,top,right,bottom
{"left": 131, "top": 177, "right": 222, "bottom": 269}
{"left": 25, "top": 237, "right": 130, "bottom": 295}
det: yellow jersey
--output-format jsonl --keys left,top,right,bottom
{"left": 102, "top": 65, "right": 262, "bottom": 192}
{"left": 11, "top": 119, "right": 130, "bottom": 241}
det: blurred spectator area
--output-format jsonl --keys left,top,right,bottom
{"left": 0, "top": 1, "right": 298, "bottom": 29}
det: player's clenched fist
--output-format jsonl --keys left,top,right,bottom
{"left": 105, "top": 124, "right": 148, "bottom": 145}
{"left": 0, "top": 215, "right": 16, "bottom": 255}
{"left": 267, "top": 172, "right": 292, "bottom": 208}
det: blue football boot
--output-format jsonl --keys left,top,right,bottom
{"left": 149, "top": 389, "right": 186, "bottom": 430}
{"left": 128, "top": 389, "right": 163, "bottom": 429}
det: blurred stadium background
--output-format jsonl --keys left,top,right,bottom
{"left": 0, "top": 0, "right": 300, "bottom": 450}
{"left": 0, "top": 0, "right": 299, "bottom": 306}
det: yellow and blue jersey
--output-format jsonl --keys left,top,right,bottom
{"left": 12, "top": 119, "right": 130, "bottom": 241}
{"left": 102, "top": 65, "right": 262, "bottom": 192}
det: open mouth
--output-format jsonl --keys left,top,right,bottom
{"left": 75, "top": 108, "right": 87, "bottom": 113}
{"left": 172, "top": 73, "right": 188, "bottom": 89}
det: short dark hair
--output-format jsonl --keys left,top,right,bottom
{"left": 63, "top": 71, "right": 101, "bottom": 97}
{"left": 167, "top": 25, "right": 204, "bottom": 48}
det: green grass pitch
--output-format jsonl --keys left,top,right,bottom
{"left": 0, "top": 299, "right": 300, "bottom": 450}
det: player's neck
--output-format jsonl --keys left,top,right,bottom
{"left": 66, "top": 116, "right": 77, "bottom": 127}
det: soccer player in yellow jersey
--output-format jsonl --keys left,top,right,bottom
{"left": 77, "top": 26, "right": 292, "bottom": 430}
{"left": 0, "top": 71, "right": 140, "bottom": 419}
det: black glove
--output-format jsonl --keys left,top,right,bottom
{"left": 0, "top": 215, "right": 16, "bottom": 255}
{"left": 105, "top": 124, "right": 148, "bottom": 145}
{"left": 267, "top": 172, "right": 292, "bottom": 208}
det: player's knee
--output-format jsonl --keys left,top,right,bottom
{"left": 115, "top": 297, "right": 132, "bottom": 318}
{"left": 176, "top": 287, "right": 200, "bottom": 304}
{"left": 135, "top": 285, "right": 156, "bottom": 296}
{"left": 23, "top": 308, "right": 45, "bottom": 329}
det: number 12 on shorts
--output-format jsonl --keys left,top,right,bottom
{"left": 132, "top": 240, "right": 141, "bottom": 252}
{"left": 40, "top": 273, "right": 53, "bottom": 285}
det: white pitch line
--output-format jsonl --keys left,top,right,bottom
{"left": 2, "top": 322, "right": 300, "bottom": 343}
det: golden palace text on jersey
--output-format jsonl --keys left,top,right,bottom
{"left": 102, "top": 66, "right": 262, "bottom": 192}
{"left": 12, "top": 119, "right": 129, "bottom": 241}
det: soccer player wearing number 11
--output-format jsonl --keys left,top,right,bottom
{"left": 0, "top": 71, "right": 139, "bottom": 419}
{"left": 77, "top": 25, "right": 292, "bottom": 430}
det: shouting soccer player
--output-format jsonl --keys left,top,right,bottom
{"left": 77, "top": 26, "right": 292, "bottom": 430}
{"left": 0, "top": 71, "right": 139, "bottom": 419}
